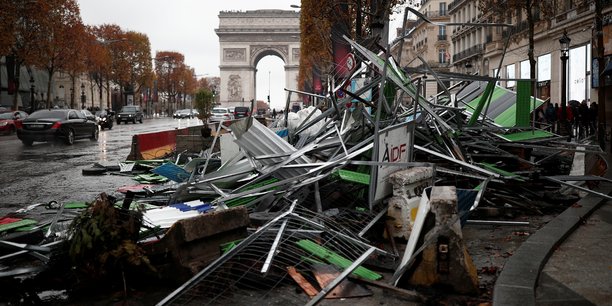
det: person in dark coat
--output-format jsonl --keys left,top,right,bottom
{"left": 578, "top": 100, "right": 589, "bottom": 139}
{"left": 589, "top": 101, "right": 598, "bottom": 135}
{"left": 544, "top": 101, "right": 557, "bottom": 132}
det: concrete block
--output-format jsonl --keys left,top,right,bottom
{"left": 388, "top": 167, "right": 433, "bottom": 198}
{"left": 387, "top": 196, "right": 420, "bottom": 240}
{"left": 406, "top": 185, "right": 479, "bottom": 294}
{"left": 143, "top": 206, "right": 250, "bottom": 282}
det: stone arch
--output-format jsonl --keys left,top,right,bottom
{"left": 216, "top": 10, "right": 300, "bottom": 108}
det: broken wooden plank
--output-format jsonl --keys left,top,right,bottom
{"left": 311, "top": 264, "right": 372, "bottom": 299}
{"left": 287, "top": 266, "right": 318, "bottom": 297}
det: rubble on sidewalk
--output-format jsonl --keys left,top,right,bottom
{"left": 2, "top": 35, "right": 611, "bottom": 306}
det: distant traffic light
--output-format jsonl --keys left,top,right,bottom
{"left": 267, "top": 95, "right": 270, "bottom": 102}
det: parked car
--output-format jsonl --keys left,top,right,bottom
{"left": 0, "top": 111, "right": 28, "bottom": 135}
{"left": 233, "top": 106, "right": 251, "bottom": 119}
{"left": 16, "top": 109, "right": 98, "bottom": 146}
{"left": 209, "top": 107, "right": 233, "bottom": 122}
{"left": 116, "top": 105, "right": 143, "bottom": 124}
{"left": 95, "top": 110, "right": 114, "bottom": 130}
{"left": 173, "top": 109, "right": 195, "bottom": 119}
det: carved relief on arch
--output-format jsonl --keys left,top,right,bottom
{"left": 250, "top": 45, "right": 288, "bottom": 62}
{"left": 227, "top": 74, "right": 243, "bottom": 101}
{"left": 292, "top": 48, "right": 300, "bottom": 61}
{"left": 223, "top": 48, "right": 246, "bottom": 62}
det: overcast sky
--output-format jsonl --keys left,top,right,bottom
{"left": 77, "top": 0, "right": 404, "bottom": 110}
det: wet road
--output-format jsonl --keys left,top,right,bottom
{"left": 0, "top": 116, "right": 204, "bottom": 215}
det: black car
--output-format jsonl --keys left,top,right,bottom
{"left": 95, "top": 110, "right": 114, "bottom": 130}
{"left": 116, "top": 105, "right": 143, "bottom": 124}
{"left": 233, "top": 106, "right": 251, "bottom": 119}
{"left": 16, "top": 109, "right": 99, "bottom": 146}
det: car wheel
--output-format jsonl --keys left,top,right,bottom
{"left": 22, "top": 139, "right": 33, "bottom": 146}
{"left": 117, "top": 120, "right": 120, "bottom": 125}
{"left": 65, "top": 129, "right": 75, "bottom": 145}
{"left": 132, "top": 118, "right": 136, "bottom": 124}
{"left": 139, "top": 117, "right": 143, "bottom": 123}
{"left": 90, "top": 127, "right": 99, "bottom": 141}
{"left": 108, "top": 124, "right": 113, "bottom": 130}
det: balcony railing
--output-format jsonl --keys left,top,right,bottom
{"left": 452, "top": 44, "right": 484, "bottom": 62}
{"left": 438, "top": 34, "right": 447, "bottom": 41}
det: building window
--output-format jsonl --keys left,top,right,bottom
{"left": 507, "top": 64, "right": 516, "bottom": 88}
{"left": 440, "top": 2, "right": 447, "bottom": 15}
{"left": 520, "top": 60, "right": 530, "bottom": 79}
{"left": 439, "top": 25, "right": 446, "bottom": 36}
{"left": 439, "top": 48, "right": 448, "bottom": 63}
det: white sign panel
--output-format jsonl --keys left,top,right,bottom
{"left": 538, "top": 54, "right": 551, "bottom": 81}
{"left": 374, "top": 121, "right": 414, "bottom": 202}
{"left": 520, "top": 60, "right": 530, "bottom": 79}
{"left": 569, "top": 45, "right": 587, "bottom": 102}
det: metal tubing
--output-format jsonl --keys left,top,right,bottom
{"left": 261, "top": 219, "right": 288, "bottom": 275}
{"left": 544, "top": 177, "right": 612, "bottom": 201}
{"left": 289, "top": 213, "right": 394, "bottom": 258}
{"left": 466, "top": 220, "right": 530, "bottom": 226}
{"left": 358, "top": 207, "right": 387, "bottom": 238}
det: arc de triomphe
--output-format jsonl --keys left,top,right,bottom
{"left": 216, "top": 10, "right": 300, "bottom": 108}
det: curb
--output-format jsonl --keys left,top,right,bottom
{"left": 492, "top": 183, "right": 611, "bottom": 306}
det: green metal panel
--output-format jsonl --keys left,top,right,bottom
{"left": 468, "top": 81, "right": 496, "bottom": 126}
{"left": 515, "top": 80, "right": 531, "bottom": 127}
{"left": 337, "top": 169, "right": 371, "bottom": 185}
{"left": 496, "top": 130, "right": 555, "bottom": 142}
{"left": 296, "top": 239, "right": 382, "bottom": 280}
{"left": 0, "top": 219, "right": 38, "bottom": 233}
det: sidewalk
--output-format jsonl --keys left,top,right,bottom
{"left": 535, "top": 203, "right": 612, "bottom": 305}
{"left": 492, "top": 143, "right": 612, "bottom": 306}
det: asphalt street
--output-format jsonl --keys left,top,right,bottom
{"left": 0, "top": 116, "right": 203, "bottom": 216}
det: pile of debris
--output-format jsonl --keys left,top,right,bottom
{"left": 1, "top": 37, "right": 609, "bottom": 305}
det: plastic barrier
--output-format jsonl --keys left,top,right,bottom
{"left": 127, "top": 128, "right": 190, "bottom": 160}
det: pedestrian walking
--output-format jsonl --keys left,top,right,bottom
{"left": 545, "top": 101, "right": 557, "bottom": 132}
{"left": 579, "top": 100, "right": 589, "bottom": 139}
{"left": 272, "top": 108, "right": 277, "bottom": 119}
{"left": 589, "top": 101, "right": 598, "bottom": 136}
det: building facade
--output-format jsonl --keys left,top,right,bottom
{"left": 396, "top": 0, "right": 612, "bottom": 114}
{"left": 393, "top": 0, "right": 452, "bottom": 99}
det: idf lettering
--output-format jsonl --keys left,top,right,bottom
{"left": 382, "top": 143, "right": 407, "bottom": 162}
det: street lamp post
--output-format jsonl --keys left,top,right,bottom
{"left": 80, "top": 83, "right": 86, "bottom": 109}
{"left": 29, "top": 76, "right": 35, "bottom": 113}
{"left": 559, "top": 30, "right": 571, "bottom": 140}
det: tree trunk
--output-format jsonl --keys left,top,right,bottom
{"left": 12, "top": 59, "right": 22, "bottom": 111}
{"left": 70, "top": 76, "right": 76, "bottom": 109}
{"left": 527, "top": 0, "right": 537, "bottom": 129}
{"left": 46, "top": 67, "right": 54, "bottom": 109}
{"left": 106, "top": 79, "right": 111, "bottom": 110}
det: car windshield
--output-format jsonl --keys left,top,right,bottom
{"left": 121, "top": 106, "right": 138, "bottom": 112}
{"left": 0, "top": 113, "right": 14, "bottom": 119}
{"left": 179, "top": 109, "right": 190, "bottom": 113}
{"left": 28, "top": 110, "right": 66, "bottom": 120}
{"left": 95, "top": 111, "right": 107, "bottom": 116}
{"left": 212, "top": 108, "right": 228, "bottom": 114}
